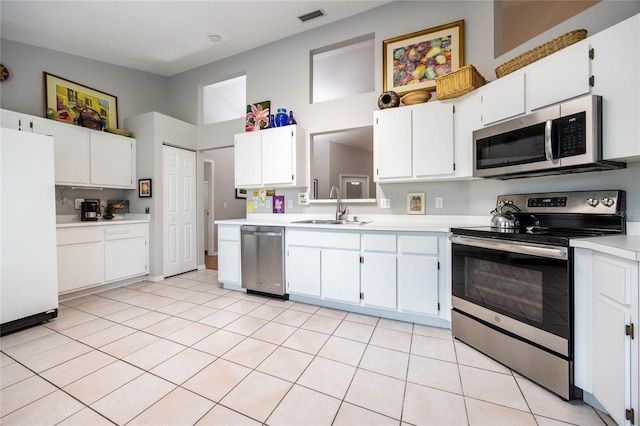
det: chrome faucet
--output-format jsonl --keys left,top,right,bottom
{"left": 330, "top": 185, "right": 347, "bottom": 221}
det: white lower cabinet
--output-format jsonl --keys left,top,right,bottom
{"left": 217, "top": 225, "right": 241, "bottom": 287}
{"left": 361, "top": 233, "right": 397, "bottom": 309}
{"left": 574, "top": 246, "right": 639, "bottom": 426}
{"left": 287, "top": 246, "right": 321, "bottom": 297}
{"left": 397, "top": 234, "right": 440, "bottom": 316}
{"left": 286, "top": 228, "right": 446, "bottom": 322}
{"left": 104, "top": 225, "right": 148, "bottom": 282}
{"left": 56, "top": 223, "right": 149, "bottom": 294}
{"left": 57, "top": 228, "right": 104, "bottom": 293}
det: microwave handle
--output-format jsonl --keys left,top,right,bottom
{"left": 544, "top": 119, "right": 554, "bottom": 160}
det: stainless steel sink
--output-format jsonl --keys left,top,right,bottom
{"left": 293, "top": 219, "right": 370, "bottom": 225}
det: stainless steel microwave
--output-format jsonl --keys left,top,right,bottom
{"left": 473, "top": 95, "right": 625, "bottom": 179}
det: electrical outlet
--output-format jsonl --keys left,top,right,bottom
{"left": 74, "top": 198, "right": 85, "bottom": 209}
{"left": 287, "top": 199, "right": 293, "bottom": 208}
{"left": 435, "top": 197, "right": 444, "bottom": 208}
{"left": 380, "top": 198, "right": 391, "bottom": 208}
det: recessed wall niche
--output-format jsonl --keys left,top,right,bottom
{"left": 311, "top": 34, "right": 375, "bottom": 103}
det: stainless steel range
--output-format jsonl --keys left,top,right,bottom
{"left": 450, "top": 190, "right": 626, "bottom": 400}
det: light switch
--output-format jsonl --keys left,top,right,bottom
{"left": 435, "top": 197, "right": 444, "bottom": 208}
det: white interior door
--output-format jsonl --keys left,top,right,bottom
{"left": 163, "top": 145, "right": 197, "bottom": 277}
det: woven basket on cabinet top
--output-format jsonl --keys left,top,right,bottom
{"left": 435, "top": 64, "right": 486, "bottom": 100}
{"left": 495, "top": 29, "right": 587, "bottom": 78}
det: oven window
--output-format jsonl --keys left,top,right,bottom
{"left": 452, "top": 244, "right": 570, "bottom": 339}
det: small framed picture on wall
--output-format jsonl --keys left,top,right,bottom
{"left": 139, "top": 179, "right": 152, "bottom": 197}
{"left": 407, "top": 192, "right": 425, "bottom": 214}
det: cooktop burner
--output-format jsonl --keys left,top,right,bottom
{"left": 452, "top": 190, "right": 626, "bottom": 247}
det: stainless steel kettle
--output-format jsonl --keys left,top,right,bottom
{"left": 490, "top": 201, "right": 521, "bottom": 229}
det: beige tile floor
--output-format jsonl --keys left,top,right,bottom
{"left": 1, "top": 269, "right": 615, "bottom": 425}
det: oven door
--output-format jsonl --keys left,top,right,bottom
{"left": 450, "top": 235, "right": 571, "bottom": 357}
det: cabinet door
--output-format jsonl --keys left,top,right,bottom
{"left": 454, "top": 91, "right": 483, "bottom": 178}
{"left": 398, "top": 255, "right": 439, "bottom": 315}
{"left": 218, "top": 240, "right": 240, "bottom": 284}
{"left": 374, "top": 107, "right": 412, "bottom": 180}
{"left": 413, "top": 102, "right": 455, "bottom": 177}
{"left": 262, "top": 127, "right": 294, "bottom": 185}
{"left": 234, "top": 131, "right": 262, "bottom": 187}
{"left": 592, "top": 253, "right": 636, "bottom": 426}
{"left": 361, "top": 253, "right": 396, "bottom": 309}
{"left": 37, "top": 119, "right": 91, "bottom": 185}
{"left": 104, "top": 238, "right": 147, "bottom": 281}
{"left": 287, "top": 246, "right": 321, "bottom": 297}
{"left": 90, "top": 133, "right": 133, "bottom": 187}
{"left": 481, "top": 72, "right": 526, "bottom": 125}
{"left": 526, "top": 41, "right": 591, "bottom": 111}
{"left": 590, "top": 14, "right": 640, "bottom": 161}
{"left": 322, "top": 249, "right": 360, "bottom": 304}
{"left": 57, "top": 242, "right": 104, "bottom": 293}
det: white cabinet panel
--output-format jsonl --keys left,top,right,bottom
{"left": 218, "top": 240, "right": 240, "bottom": 283}
{"left": 322, "top": 249, "right": 360, "bottom": 304}
{"left": 234, "top": 131, "right": 262, "bottom": 187}
{"left": 361, "top": 252, "right": 396, "bottom": 309}
{"left": 105, "top": 238, "right": 147, "bottom": 282}
{"left": 481, "top": 72, "right": 526, "bottom": 125}
{"left": 287, "top": 246, "right": 321, "bottom": 297}
{"left": 37, "top": 118, "right": 91, "bottom": 185}
{"left": 90, "top": 133, "right": 133, "bottom": 187}
{"left": 413, "top": 102, "right": 455, "bottom": 177}
{"left": 398, "top": 254, "right": 439, "bottom": 315}
{"left": 526, "top": 41, "right": 591, "bottom": 111}
{"left": 57, "top": 242, "right": 104, "bottom": 293}
{"left": 374, "top": 107, "right": 412, "bottom": 180}
{"left": 262, "top": 127, "right": 294, "bottom": 185}
{"left": 1, "top": 109, "right": 35, "bottom": 132}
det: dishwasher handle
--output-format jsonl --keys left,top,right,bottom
{"left": 241, "top": 226, "right": 283, "bottom": 238}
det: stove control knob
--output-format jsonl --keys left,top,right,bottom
{"left": 601, "top": 197, "right": 615, "bottom": 207}
{"left": 587, "top": 197, "right": 599, "bottom": 207}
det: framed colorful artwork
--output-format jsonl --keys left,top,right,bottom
{"left": 383, "top": 20, "right": 464, "bottom": 95}
{"left": 246, "top": 100, "right": 270, "bottom": 132}
{"left": 43, "top": 72, "right": 118, "bottom": 128}
{"left": 407, "top": 192, "right": 426, "bottom": 215}
{"left": 138, "top": 179, "right": 152, "bottom": 198}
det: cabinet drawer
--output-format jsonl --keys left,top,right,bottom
{"left": 362, "top": 233, "right": 396, "bottom": 252}
{"left": 219, "top": 225, "right": 240, "bottom": 241}
{"left": 398, "top": 235, "right": 438, "bottom": 255}
{"left": 287, "top": 230, "right": 360, "bottom": 249}
{"left": 57, "top": 227, "right": 103, "bottom": 245}
{"left": 104, "top": 224, "right": 147, "bottom": 240}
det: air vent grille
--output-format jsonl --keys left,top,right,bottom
{"left": 298, "top": 9, "right": 325, "bottom": 22}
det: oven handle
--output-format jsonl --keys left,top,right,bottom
{"left": 450, "top": 235, "right": 568, "bottom": 260}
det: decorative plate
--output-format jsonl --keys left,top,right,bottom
{"left": 0, "top": 64, "right": 10, "bottom": 82}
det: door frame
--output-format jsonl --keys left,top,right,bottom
{"left": 204, "top": 159, "right": 216, "bottom": 254}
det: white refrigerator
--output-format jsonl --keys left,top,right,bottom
{"left": 1, "top": 127, "right": 59, "bottom": 335}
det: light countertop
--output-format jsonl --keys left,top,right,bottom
{"left": 56, "top": 214, "right": 150, "bottom": 228}
{"left": 215, "top": 214, "right": 490, "bottom": 233}
{"left": 571, "top": 235, "right": 640, "bottom": 261}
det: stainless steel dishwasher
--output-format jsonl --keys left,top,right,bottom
{"left": 240, "top": 225, "right": 286, "bottom": 297}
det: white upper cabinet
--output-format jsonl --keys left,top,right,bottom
{"left": 589, "top": 14, "right": 640, "bottom": 162}
{"left": 36, "top": 117, "right": 91, "bottom": 185}
{"left": 526, "top": 40, "right": 591, "bottom": 111}
{"left": 90, "top": 132, "right": 135, "bottom": 188}
{"left": 373, "top": 106, "right": 412, "bottom": 180}
{"left": 374, "top": 101, "right": 456, "bottom": 182}
{"left": 234, "top": 125, "right": 307, "bottom": 188}
{"left": 480, "top": 72, "right": 526, "bottom": 125}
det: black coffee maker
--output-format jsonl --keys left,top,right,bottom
{"left": 81, "top": 201, "right": 99, "bottom": 221}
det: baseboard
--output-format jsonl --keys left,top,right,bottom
{"left": 145, "top": 274, "right": 165, "bottom": 282}
{"left": 197, "top": 264, "right": 206, "bottom": 270}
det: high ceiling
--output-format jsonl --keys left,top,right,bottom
{"left": 0, "top": 1, "right": 392, "bottom": 77}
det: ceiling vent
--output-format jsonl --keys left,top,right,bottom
{"left": 298, "top": 9, "right": 325, "bottom": 23}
